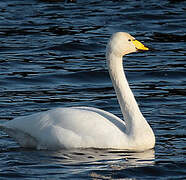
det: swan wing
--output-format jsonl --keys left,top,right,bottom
{"left": 0, "top": 107, "right": 127, "bottom": 149}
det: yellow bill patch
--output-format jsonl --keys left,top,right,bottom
{"left": 132, "top": 40, "right": 149, "bottom": 51}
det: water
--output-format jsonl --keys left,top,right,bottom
{"left": 0, "top": 0, "right": 185, "bottom": 179}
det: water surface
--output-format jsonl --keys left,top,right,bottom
{"left": 0, "top": 0, "right": 185, "bottom": 179}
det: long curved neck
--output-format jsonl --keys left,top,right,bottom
{"left": 106, "top": 52, "right": 146, "bottom": 133}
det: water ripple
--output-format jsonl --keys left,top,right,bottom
{"left": 0, "top": 0, "right": 186, "bottom": 179}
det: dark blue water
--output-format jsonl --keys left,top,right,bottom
{"left": 0, "top": 0, "right": 185, "bottom": 179}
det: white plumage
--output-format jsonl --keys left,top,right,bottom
{"left": 0, "top": 32, "right": 155, "bottom": 151}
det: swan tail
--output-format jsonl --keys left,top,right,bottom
{"left": 0, "top": 124, "right": 38, "bottom": 148}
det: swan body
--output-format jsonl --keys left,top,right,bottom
{"left": 0, "top": 32, "right": 155, "bottom": 151}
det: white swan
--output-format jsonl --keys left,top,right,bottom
{"left": 0, "top": 32, "right": 155, "bottom": 151}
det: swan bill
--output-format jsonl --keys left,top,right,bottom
{"left": 132, "top": 40, "right": 149, "bottom": 51}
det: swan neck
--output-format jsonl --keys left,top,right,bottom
{"left": 107, "top": 52, "right": 145, "bottom": 132}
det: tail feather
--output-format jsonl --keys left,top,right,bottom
{"left": 0, "top": 124, "right": 37, "bottom": 148}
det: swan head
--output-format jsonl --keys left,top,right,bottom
{"left": 106, "top": 32, "right": 149, "bottom": 57}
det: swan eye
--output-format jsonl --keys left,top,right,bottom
{"left": 128, "top": 39, "right": 131, "bottom": 42}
